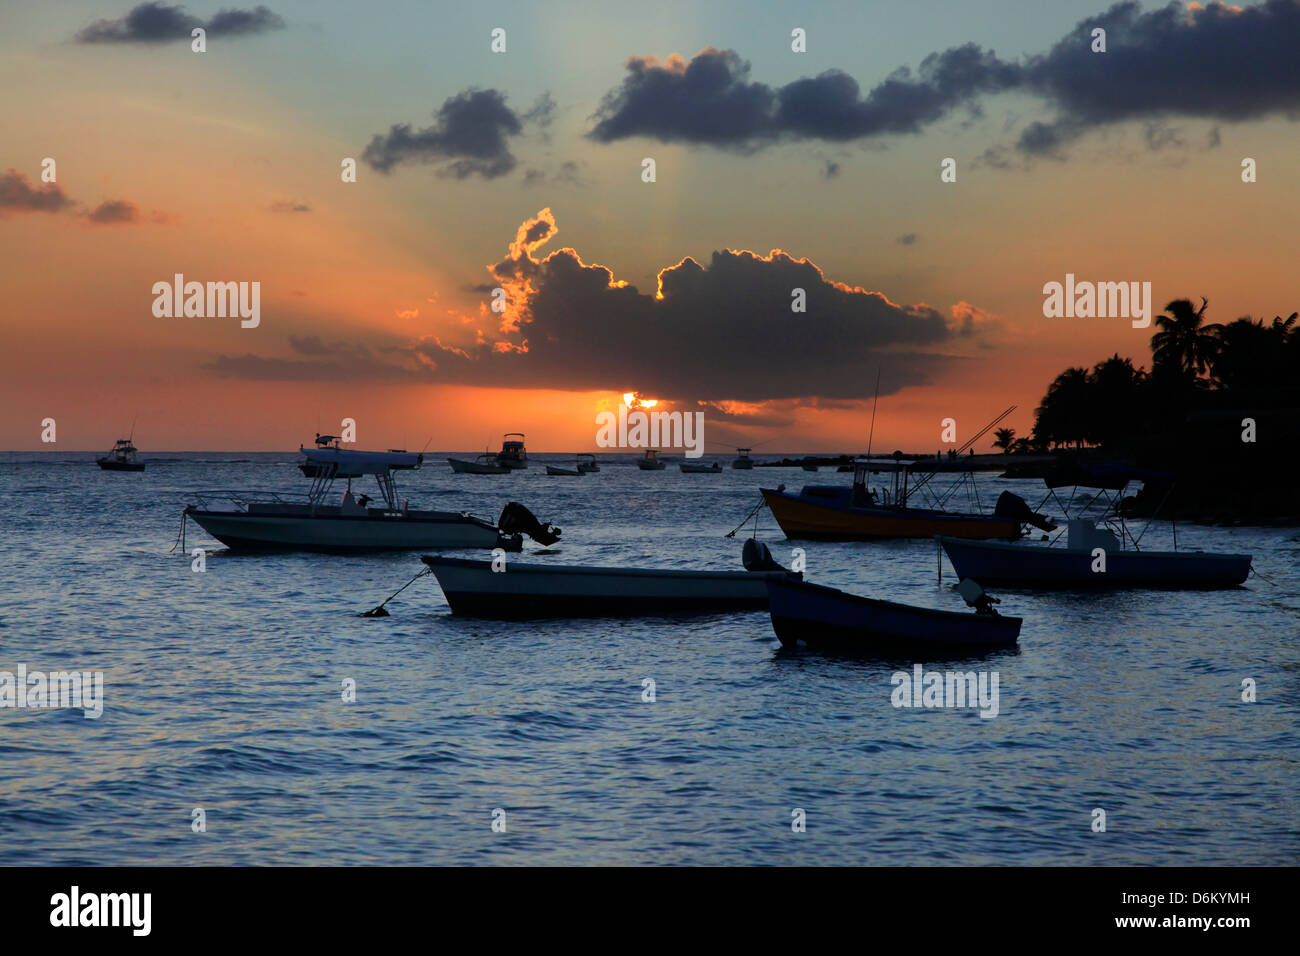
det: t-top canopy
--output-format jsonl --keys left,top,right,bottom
{"left": 300, "top": 446, "right": 422, "bottom": 476}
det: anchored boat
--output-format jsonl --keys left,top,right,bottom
{"left": 766, "top": 576, "right": 1021, "bottom": 651}
{"left": 680, "top": 461, "right": 722, "bottom": 473}
{"left": 636, "top": 449, "right": 666, "bottom": 470}
{"left": 731, "top": 448, "right": 755, "bottom": 470}
{"left": 422, "top": 556, "right": 789, "bottom": 617}
{"left": 97, "top": 439, "right": 145, "bottom": 472}
{"left": 496, "top": 433, "right": 528, "bottom": 469}
{"left": 186, "top": 439, "right": 560, "bottom": 552}
{"left": 760, "top": 458, "right": 1044, "bottom": 540}
{"left": 448, "top": 453, "right": 509, "bottom": 474}
{"left": 938, "top": 464, "right": 1252, "bottom": 589}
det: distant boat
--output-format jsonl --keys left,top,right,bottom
{"left": 801, "top": 461, "right": 819, "bottom": 472}
{"left": 766, "top": 576, "right": 1021, "bottom": 651}
{"left": 496, "top": 433, "right": 528, "bottom": 470}
{"left": 449, "top": 454, "right": 509, "bottom": 475}
{"left": 576, "top": 454, "right": 599, "bottom": 473}
{"left": 761, "top": 458, "right": 1032, "bottom": 540}
{"left": 97, "top": 439, "right": 144, "bottom": 472}
{"left": 680, "top": 461, "right": 722, "bottom": 473}
{"left": 636, "top": 449, "right": 666, "bottom": 470}
{"left": 732, "top": 448, "right": 755, "bottom": 470}
{"left": 546, "top": 464, "right": 582, "bottom": 476}
{"left": 938, "top": 463, "right": 1252, "bottom": 589}
{"left": 187, "top": 440, "right": 560, "bottom": 552}
{"left": 421, "top": 555, "right": 790, "bottom": 618}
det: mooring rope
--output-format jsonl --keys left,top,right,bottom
{"left": 359, "top": 566, "right": 433, "bottom": 617}
{"left": 725, "top": 496, "right": 769, "bottom": 538}
{"left": 167, "top": 506, "right": 191, "bottom": 554}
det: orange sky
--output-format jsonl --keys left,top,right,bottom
{"left": 4, "top": 2, "right": 1298, "bottom": 453}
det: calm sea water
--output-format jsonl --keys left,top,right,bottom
{"left": 1, "top": 451, "right": 1296, "bottom": 866}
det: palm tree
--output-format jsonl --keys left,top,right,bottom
{"left": 1151, "top": 297, "right": 1221, "bottom": 381}
{"left": 992, "top": 427, "right": 1016, "bottom": 453}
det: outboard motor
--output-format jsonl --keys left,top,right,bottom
{"left": 742, "top": 538, "right": 801, "bottom": 578}
{"left": 497, "top": 501, "right": 562, "bottom": 546}
{"left": 993, "top": 490, "right": 1057, "bottom": 533}
{"left": 956, "top": 578, "right": 1001, "bottom": 616}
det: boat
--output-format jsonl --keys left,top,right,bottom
{"left": 546, "top": 464, "right": 582, "bottom": 476}
{"left": 576, "top": 454, "right": 599, "bottom": 473}
{"left": 496, "top": 433, "right": 528, "bottom": 470}
{"left": 937, "top": 463, "right": 1252, "bottom": 589}
{"left": 449, "top": 454, "right": 509, "bottom": 475}
{"left": 766, "top": 576, "right": 1021, "bottom": 651}
{"left": 636, "top": 449, "right": 666, "bottom": 470}
{"left": 732, "top": 448, "right": 755, "bottom": 470}
{"left": 680, "top": 461, "right": 722, "bottom": 473}
{"left": 97, "top": 438, "right": 145, "bottom": 472}
{"left": 421, "top": 556, "right": 791, "bottom": 618}
{"left": 801, "top": 461, "right": 819, "bottom": 472}
{"left": 760, "top": 458, "right": 1043, "bottom": 540}
{"left": 186, "top": 439, "right": 561, "bottom": 552}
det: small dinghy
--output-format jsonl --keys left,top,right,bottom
{"left": 546, "top": 465, "right": 582, "bottom": 476}
{"left": 449, "top": 454, "right": 509, "bottom": 474}
{"left": 421, "top": 539, "right": 798, "bottom": 618}
{"left": 680, "top": 461, "right": 721, "bottom": 473}
{"left": 766, "top": 576, "right": 1021, "bottom": 651}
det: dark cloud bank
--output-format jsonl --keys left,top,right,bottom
{"left": 208, "top": 211, "right": 972, "bottom": 401}
{"left": 588, "top": 1, "right": 1300, "bottom": 156}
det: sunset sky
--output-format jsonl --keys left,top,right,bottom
{"left": 3, "top": 0, "right": 1298, "bottom": 453}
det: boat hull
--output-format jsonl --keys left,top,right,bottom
{"left": 939, "top": 536, "right": 1252, "bottom": 589}
{"left": 637, "top": 461, "right": 666, "bottom": 470}
{"left": 422, "top": 556, "right": 787, "bottom": 618}
{"left": 189, "top": 509, "right": 503, "bottom": 552}
{"left": 97, "top": 459, "right": 145, "bottom": 472}
{"left": 680, "top": 463, "right": 721, "bottom": 473}
{"left": 448, "top": 457, "right": 508, "bottom": 474}
{"left": 761, "top": 489, "right": 1020, "bottom": 541}
{"left": 546, "top": 466, "right": 582, "bottom": 476}
{"left": 766, "top": 577, "right": 1021, "bottom": 651}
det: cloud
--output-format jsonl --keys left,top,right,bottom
{"left": 82, "top": 199, "right": 141, "bottom": 224}
{"left": 588, "top": 2, "right": 1300, "bottom": 159}
{"left": 0, "top": 169, "right": 74, "bottom": 216}
{"left": 208, "top": 211, "right": 984, "bottom": 402}
{"left": 76, "top": 3, "right": 284, "bottom": 43}
{"left": 363, "top": 89, "right": 551, "bottom": 179}
{"left": 587, "top": 45, "right": 1020, "bottom": 149}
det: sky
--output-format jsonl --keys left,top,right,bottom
{"left": 2, "top": 0, "right": 1298, "bottom": 453}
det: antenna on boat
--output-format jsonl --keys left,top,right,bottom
{"left": 865, "top": 367, "right": 881, "bottom": 461}
{"left": 128, "top": 415, "right": 137, "bottom": 441}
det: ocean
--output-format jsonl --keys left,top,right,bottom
{"left": 1, "top": 451, "right": 1296, "bottom": 865}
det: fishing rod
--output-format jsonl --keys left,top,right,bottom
{"left": 864, "top": 367, "right": 881, "bottom": 461}
{"left": 907, "top": 405, "right": 1016, "bottom": 501}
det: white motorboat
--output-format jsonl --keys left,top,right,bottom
{"left": 186, "top": 440, "right": 560, "bottom": 552}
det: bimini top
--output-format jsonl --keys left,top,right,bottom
{"left": 300, "top": 446, "right": 423, "bottom": 476}
{"left": 1043, "top": 463, "right": 1174, "bottom": 490}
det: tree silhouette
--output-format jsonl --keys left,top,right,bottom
{"left": 1151, "top": 297, "right": 1221, "bottom": 382}
{"left": 992, "top": 427, "right": 1016, "bottom": 453}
